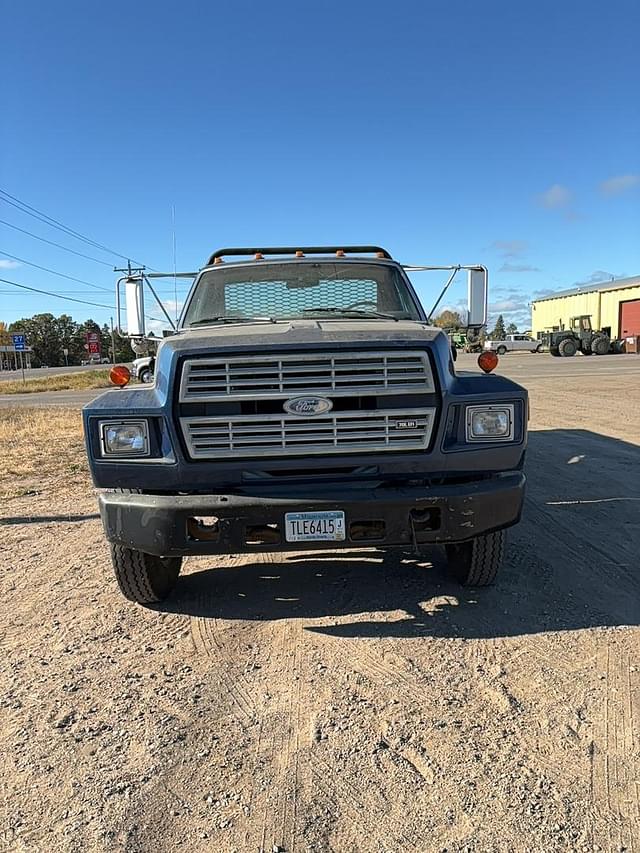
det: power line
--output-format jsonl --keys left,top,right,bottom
{"left": 0, "top": 188, "right": 150, "bottom": 268}
{"left": 0, "top": 276, "right": 165, "bottom": 324}
{"left": 0, "top": 219, "right": 114, "bottom": 266}
{"left": 0, "top": 250, "right": 111, "bottom": 292}
{"left": 0, "top": 277, "right": 114, "bottom": 309}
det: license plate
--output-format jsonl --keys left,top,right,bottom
{"left": 284, "top": 511, "right": 346, "bottom": 542}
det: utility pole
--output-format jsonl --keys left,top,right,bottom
{"left": 110, "top": 317, "right": 117, "bottom": 365}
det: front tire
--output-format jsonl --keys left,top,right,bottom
{"left": 138, "top": 367, "right": 152, "bottom": 384}
{"left": 445, "top": 530, "right": 505, "bottom": 586}
{"left": 110, "top": 544, "right": 182, "bottom": 604}
{"left": 496, "top": 346, "right": 507, "bottom": 355}
{"left": 591, "top": 336, "right": 610, "bottom": 355}
{"left": 558, "top": 338, "right": 577, "bottom": 357}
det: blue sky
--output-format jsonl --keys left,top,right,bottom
{"left": 1, "top": 0, "right": 639, "bottom": 332}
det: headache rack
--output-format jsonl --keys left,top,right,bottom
{"left": 206, "top": 246, "right": 393, "bottom": 265}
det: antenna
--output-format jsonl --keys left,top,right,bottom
{"left": 172, "top": 205, "right": 178, "bottom": 323}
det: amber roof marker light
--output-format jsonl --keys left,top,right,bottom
{"left": 110, "top": 365, "right": 131, "bottom": 387}
{"left": 477, "top": 351, "right": 499, "bottom": 374}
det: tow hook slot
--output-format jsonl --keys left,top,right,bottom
{"left": 409, "top": 507, "right": 440, "bottom": 545}
{"left": 187, "top": 516, "right": 220, "bottom": 542}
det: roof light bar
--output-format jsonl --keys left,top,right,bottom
{"left": 206, "top": 246, "right": 392, "bottom": 264}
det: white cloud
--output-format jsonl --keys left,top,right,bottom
{"left": 491, "top": 240, "right": 528, "bottom": 257}
{"left": 599, "top": 174, "right": 640, "bottom": 196}
{"left": 499, "top": 262, "right": 540, "bottom": 273}
{"left": 0, "top": 258, "right": 21, "bottom": 269}
{"left": 489, "top": 299, "right": 530, "bottom": 313}
{"left": 144, "top": 298, "right": 184, "bottom": 338}
{"left": 573, "top": 269, "right": 625, "bottom": 287}
{"left": 537, "top": 184, "right": 572, "bottom": 209}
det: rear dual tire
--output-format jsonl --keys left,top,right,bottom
{"left": 446, "top": 530, "right": 505, "bottom": 586}
{"left": 111, "top": 544, "right": 182, "bottom": 604}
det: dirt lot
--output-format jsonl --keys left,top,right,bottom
{"left": 1, "top": 363, "right": 639, "bottom": 853}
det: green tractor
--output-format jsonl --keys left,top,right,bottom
{"left": 545, "top": 315, "right": 611, "bottom": 357}
{"left": 446, "top": 330, "right": 484, "bottom": 354}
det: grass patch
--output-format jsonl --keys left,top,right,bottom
{"left": 0, "top": 407, "right": 88, "bottom": 499}
{"left": 0, "top": 369, "right": 111, "bottom": 395}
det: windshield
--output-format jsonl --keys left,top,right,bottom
{"left": 181, "top": 262, "right": 422, "bottom": 326}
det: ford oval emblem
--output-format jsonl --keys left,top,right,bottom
{"left": 283, "top": 396, "right": 333, "bottom": 416}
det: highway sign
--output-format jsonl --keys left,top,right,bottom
{"left": 12, "top": 334, "right": 26, "bottom": 351}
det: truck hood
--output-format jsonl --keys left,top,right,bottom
{"left": 162, "top": 319, "right": 442, "bottom": 355}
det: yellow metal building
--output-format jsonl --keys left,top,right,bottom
{"left": 531, "top": 274, "right": 640, "bottom": 340}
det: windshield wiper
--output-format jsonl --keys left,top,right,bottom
{"left": 302, "top": 307, "right": 399, "bottom": 321}
{"left": 189, "top": 316, "right": 276, "bottom": 326}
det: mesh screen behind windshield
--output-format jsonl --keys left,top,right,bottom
{"left": 224, "top": 279, "right": 377, "bottom": 315}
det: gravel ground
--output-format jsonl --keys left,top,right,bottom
{"left": 1, "top": 363, "right": 639, "bottom": 852}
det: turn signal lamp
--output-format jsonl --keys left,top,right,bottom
{"left": 110, "top": 365, "right": 131, "bottom": 387}
{"left": 477, "top": 351, "right": 499, "bottom": 374}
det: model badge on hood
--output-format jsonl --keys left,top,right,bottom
{"left": 283, "top": 396, "right": 333, "bottom": 416}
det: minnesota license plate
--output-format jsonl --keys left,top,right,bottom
{"left": 284, "top": 511, "right": 346, "bottom": 542}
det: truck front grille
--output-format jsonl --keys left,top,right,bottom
{"left": 182, "top": 408, "right": 436, "bottom": 459}
{"left": 180, "top": 350, "right": 434, "bottom": 401}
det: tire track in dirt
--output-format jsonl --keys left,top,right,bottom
{"left": 309, "top": 752, "right": 421, "bottom": 852}
{"left": 592, "top": 638, "right": 640, "bottom": 853}
{"left": 244, "top": 618, "right": 303, "bottom": 853}
{"left": 189, "top": 553, "right": 258, "bottom": 722}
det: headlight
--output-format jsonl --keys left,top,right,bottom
{"left": 100, "top": 420, "right": 149, "bottom": 456}
{"left": 466, "top": 404, "right": 514, "bottom": 442}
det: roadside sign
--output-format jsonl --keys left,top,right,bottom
{"left": 12, "top": 334, "right": 26, "bottom": 351}
{"left": 86, "top": 330, "right": 101, "bottom": 356}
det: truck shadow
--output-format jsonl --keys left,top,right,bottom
{"left": 160, "top": 428, "right": 640, "bottom": 639}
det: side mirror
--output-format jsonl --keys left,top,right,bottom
{"left": 124, "top": 278, "right": 146, "bottom": 337}
{"left": 467, "top": 267, "right": 488, "bottom": 329}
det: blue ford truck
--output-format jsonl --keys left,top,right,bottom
{"left": 83, "top": 246, "right": 527, "bottom": 605}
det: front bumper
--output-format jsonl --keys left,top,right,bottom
{"left": 98, "top": 472, "right": 525, "bottom": 557}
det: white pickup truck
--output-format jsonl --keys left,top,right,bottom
{"left": 484, "top": 334, "right": 542, "bottom": 354}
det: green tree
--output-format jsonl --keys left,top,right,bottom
{"left": 9, "top": 313, "right": 64, "bottom": 366}
{"left": 506, "top": 322, "right": 518, "bottom": 335}
{"left": 434, "top": 309, "right": 462, "bottom": 329}
{"left": 490, "top": 314, "right": 507, "bottom": 340}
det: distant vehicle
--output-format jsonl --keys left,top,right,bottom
{"left": 484, "top": 334, "right": 542, "bottom": 355}
{"left": 81, "top": 355, "right": 110, "bottom": 365}
{"left": 446, "top": 330, "right": 483, "bottom": 353}
{"left": 539, "top": 315, "right": 612, "bottom": 357}
{"left": 131, "top": 355, "right": 154, "bottom": 383}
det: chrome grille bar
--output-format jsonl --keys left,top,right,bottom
{"left": 180, "top": 350, "right": 434, "bottom": 401}
{"left": 182, "top": 408, "right": 436, "bottom": 459}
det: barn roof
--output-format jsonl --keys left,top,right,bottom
{"left": 532, "top": 274, "right": 640, "bottom": 303}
